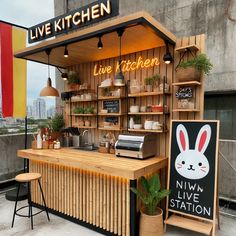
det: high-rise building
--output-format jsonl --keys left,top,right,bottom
{"left": 27, "top": 105, "right": 33, "bottom": 118}
{"left": 47, "top": 106, "right": 56, "bottom": 118}
{"left": 33, "top": 98, "right": 46, "bottom": 119}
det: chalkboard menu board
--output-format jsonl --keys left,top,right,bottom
{"left": 103, "top": 100, "right": 119, "bottom": 113}
{"left": 168, "top": 121, "right": 219, "bottom": 220}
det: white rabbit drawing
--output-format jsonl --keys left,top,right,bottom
{"left": 175, "top": 124, "right": 211, "bottom": 180}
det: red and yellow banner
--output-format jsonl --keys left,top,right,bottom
{"left": 0, "top": 22, "right": 27, "bottom": 118}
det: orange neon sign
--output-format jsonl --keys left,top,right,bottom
{"left": 93, "top": 56, "right": 160, "bottom": 76}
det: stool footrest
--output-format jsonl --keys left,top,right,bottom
{"left": 15, "top": 205, "right": 44, "bottom": 218}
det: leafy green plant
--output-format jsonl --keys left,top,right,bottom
{"left": 152, "top": 74, "right": 160, "bottom": 86}
{"left": 85, "top": 107, "right": 94, "bottom": 114}
{"left": 50, "top": 114, "right": 65, "bottom": 132}
{"left": 144, "top": 77, "right": 154, "bottom": 86}
{"left": 177, "top": 53, "right": 213, "bottom": 75}
{"left": 67, "top": 71, "right": 81, "bottom": 85}
{"left": 73, "top": 107, "right": 84, "bottom": 114}
{"left": 131, "top": 174, "right": 170, "bottom": 215}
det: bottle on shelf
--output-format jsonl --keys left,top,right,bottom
{"left": 129, "top": 117, "right": 134, "bottom": 129}
{"left": 36, "top": 129, "right": 42, "bottom": 149}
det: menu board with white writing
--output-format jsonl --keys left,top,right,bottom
{"left": 168, "top": 121, "right": 219, "bottom": 220}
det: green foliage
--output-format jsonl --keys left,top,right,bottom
{"left": 178, "top": 53, "right": 213, "bottom": 75}
{"left": 67, "top": 71, "right": 81, "bottom": 85}
{"left": 73, "top": 107, "right": 94, "bottom": 114}
{"left": 130, "top": 174, "right": 170, "bottom": 215}
{"left": 144, "top": 74, "right": 161, "bottom": 86}
{"left": 50, "top": 114, "right": 65, "bottom": 132}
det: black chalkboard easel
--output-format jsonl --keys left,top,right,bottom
{"left": 165, "top": 120, "right": 220, "bottom": 236}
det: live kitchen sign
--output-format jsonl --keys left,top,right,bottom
{"left": 28, "top": 0, "right": 119, "bottom": 43}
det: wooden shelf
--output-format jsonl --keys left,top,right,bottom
{"left": 98, "top": 96, "right": 124, "bottom": 100}
{"left": 128, "top": 129, "right": 165, "bottom": 133}
{"left": 128, "top": 91, "right": 170, "bottom": 97}
{"left": 165, "top": 215, "right": 212, "bottom": 235}
{"left": 99, "top": 127, "right": 126, "bottom": 131}
{"left": 128, "top": 112, "right": 165, "bottom": 115}
{"left": 71, "top": 99, "right": 96, "bottom": 102}
{"left": 77, "top": 126, "right": 97, "bottom": 129}
{"left": 175, "top": 44, "right": 200, "bottom": 53}
{"left": 71, "top": 113, "right": 97, "bottom": 116}
{"left": 99, "top": 84, "right": 125, "bottom": 88}
{"left": 172, "top": 81, "right": 201, "bottom": 86}
{"left": 98, "top": 113, "right": 125, "bottom": 116}
{"left": 173, "top": 109, "right": 200, "bottom": 112}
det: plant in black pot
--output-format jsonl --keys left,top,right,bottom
{"left": 131, "top": 174, "right": 170, "bottom": 236}
{"left": 176, "top": 53, "right": 213, "bottom": 81}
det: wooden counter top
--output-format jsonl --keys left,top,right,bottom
{"left": 18, "top": 148, "right": 168, "bottom": 180}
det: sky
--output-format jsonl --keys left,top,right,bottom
{"left": 0, "top": 0, "right": 56, "bottom": 108}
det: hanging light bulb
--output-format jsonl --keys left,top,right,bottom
{"left": 64, "top": 45, "right": 69, "bottom": 58}
{"left": 97, "top": 36, "right": 103, "bottom": 49}
{"left": 40, "top": 49, "right": 59, "bottom": 97}
{"left": 61, "top": 73, "right": 68, "bottom": 81}
{"left": 114, "top": 28, "right": 125, "bottom": 86}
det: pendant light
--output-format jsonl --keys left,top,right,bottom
{"left": 64, "top": 45, "right": 69, "bottom": 58}
{"left": 97, "top": 36, "right": 103, "bottom": 49}
{"left": 40, "top": 49, "right": 59, "bottom": 97}
{"left": 163, "top": 41, "right": 173, "bottom": 64}
{"left": 114, "top": 28, "right": 125, "bottom": 86}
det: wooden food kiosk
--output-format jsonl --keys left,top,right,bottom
{"left": 15, "top": 6, "right": 206, "bottom": 236}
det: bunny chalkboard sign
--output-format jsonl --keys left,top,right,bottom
{"left": 166, "top": 120, "right": 219, "bottom": 233}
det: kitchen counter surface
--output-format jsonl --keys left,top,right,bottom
{"left": 18, "top": 148, "right": 168, "bottom": 179}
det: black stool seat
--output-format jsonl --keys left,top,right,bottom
{"left": 11, "top": 173, "right": 50, "bottom": 230}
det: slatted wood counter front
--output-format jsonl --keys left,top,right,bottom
{"left": 17, "top": 148, "right": 168, "bottom": 236}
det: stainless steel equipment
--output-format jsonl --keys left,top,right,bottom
{"left": 115, "top": 133, "right": 157, "bottom": 159}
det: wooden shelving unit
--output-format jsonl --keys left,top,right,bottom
{"left": 98, "top": 96, "right": 125, "bottom": 100}
{"left": 70, "top": 99, "right": 97, "bottom": 103}
{"left": 71, "top": 113, "right": 97, "bottom": 116}
{"left": 173, "top": 109, "right": 200, "bottom": 112}
{"left": 98, "top": 113, "right": 126, "bottom": 116}
{"left": 99, "top": 127, "right": 126, "bottom": 131}
{"left": 175, "top": 44, "right": 200, "bottom": 52}
{"left": 128, "top": 129, "right": 165, "bottom": 133}
{"left": 128, "top": 91, "right": 170, "bottom": 97}
{"left": 172, "top": 81, "right": 201, "bottom": 86}
{"left": 128, "top": 112, "right": 165, "bottom": 115}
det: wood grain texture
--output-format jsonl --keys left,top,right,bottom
{"left": 18, "top": 148, "right": 168, "bottom": 180}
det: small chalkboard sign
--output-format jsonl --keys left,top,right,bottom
{"left": 167, "top": 120, "right": 219, "bottom": 221}
{"left": 103, "top": 100, "right": 120, "bottom": 113}
{"left": 105, "top": 117, "right": 118, "bottom": 125}
{"left": 176, "top": 87, "right": 193, "bottom": 99}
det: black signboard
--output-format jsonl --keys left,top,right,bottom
{"left": 103, "top": 100, "right": 119, "bottom": 113}
{"left": 168, "top": 120, "right": 219, "bottom": 220}
{"left": 28, "top": 0, "right": 119, "bottom": 43}
{"left": 176, "top": 87, "right": 193, "bottom": 99}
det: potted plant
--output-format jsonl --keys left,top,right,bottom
{"left": 49, "top": 114, "right": 65, "bottom": 140}
{"left": 176, "top": 53, "right": 213, "bottom": 81}
{"left": 152, "top": 74, "right": 160, "bottom": 92}
{"left": 144, "top": 77, "right": 154, "bottom": 92}
{"left": 131, "top": 174, "right": 170, "bottom": 236}
{"left": 67, "top": 71, "right": 81, "bottom": 90}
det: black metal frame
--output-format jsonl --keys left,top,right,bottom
{"left": 11, "top": 180, "right": 50, "bottom": 230}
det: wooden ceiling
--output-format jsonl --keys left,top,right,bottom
{"left": 14, "top": 11, "right": 176, "bottom": 68}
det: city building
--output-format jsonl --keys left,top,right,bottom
{"left": 33, "top": 98, "right": 46, "bottom": 119}
{"left": 47, "top": 106, "right": 56, "bottom": 118}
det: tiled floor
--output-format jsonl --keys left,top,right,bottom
{"left": 0, "top": 189, "right": 235, "bottom": 236}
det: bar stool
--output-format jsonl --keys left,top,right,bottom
{"left": 11, "top": 173, "right": 50, "bottom": 229}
